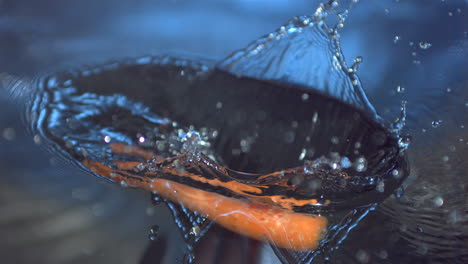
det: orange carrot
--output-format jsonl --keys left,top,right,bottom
{"left": 83, "top": 145, "right": 328, "bottom": 252}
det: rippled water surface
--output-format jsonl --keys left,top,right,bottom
{"left": 0, "top": 0, "right": 466, "bottom": 264}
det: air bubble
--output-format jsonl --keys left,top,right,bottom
{"left": 120, "top": 180, "right": 128, "bottom": 188}
{"left": 104, "top": 135, "right": 111, "bottom": 143}
{"left": 301, "top": 93, "right": 309, "bottom": 101}
{"left": 393, "top": 36, "right": 400, "bottom": 44}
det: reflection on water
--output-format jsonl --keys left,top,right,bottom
{"left": 0, "top": 0, "right": 467, "bottom": 264}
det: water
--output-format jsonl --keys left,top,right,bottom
{"left": 0, "top": 1, "right": 466, "bottom": 264}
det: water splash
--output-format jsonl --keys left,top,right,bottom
{"left": 218, "top": 2, "right": 378, "bottom": 118}
{"left": 18, "top": 2, "right": 412, "bottom": 263}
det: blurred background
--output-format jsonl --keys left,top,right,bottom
{"left": 0, "top": 0, "right": 467, "bottom": 263}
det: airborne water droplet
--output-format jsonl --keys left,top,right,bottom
{"left": 432, "top": 120, "right": 442, "bottom": 128}
{"left": 148, "top": 225, "right": 160, "bottom": 241}
{"left": 396, "top": 85, "right": 406, "bottom": 93}
{"left": 419, "top": 41, "right": 432, "bottom": 50}
{"left": 433, "top": 196, "right": 444, "bottom": 207}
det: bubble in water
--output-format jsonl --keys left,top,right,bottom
{"left": 104, "top": 135, "right": 111, "bottom": 143}
{"left": 148, "top": 225, "right": 160, "bottom": 241}
{"left": 431, "top": 120, "right": 442, "bottom": 128}
{"left": 393, "top": 35, "right": 400, "bottom": 44}
{"left": 419, "top": 42, "right": 432, "bottom": 50}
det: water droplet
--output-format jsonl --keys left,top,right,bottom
{"left": 340, "top": 157, "right": 351, "bottom": 168}
{"left": 396, "top": 85, "right": 406, "bottom": 93}
{"left": 190, "top": 225, "right": 201, "bottom": 237}
{"left": 354, "top": 157, "right": 367, "bottom": 172}
{"left": 349, "top": 56, "right": 363, "bottom": 72}
{"left": 120, "top": 180, "right": 128, "bottom": 188}
{"left": 299, "top": 148, "right": 307, "bottom": 160}
{"left": 284, "top": 131, "right": 295, "bottom": 143}
{"left": 377, "top": 249, "right": 388, "bottom": 259}
{"left": 33, "top": 134, "right": 42, "bottom": 145}
{"left": 148, "top": 225, "right": 160, "bottom": 241}
{"left": 433, "top": 196, "right": 444, "bottom": 207}
{"left": 2, "top": 127, "right": 15, "bottom": 141}
{"left": 376, "top": 181, "right": 385, "bottom": 193}
{"left": 356, "top": 249, "right": 370, "bottom": 263}
{"left": 431, "top": 120, "right": 442, "bottom": 128}
{"left": 394, "top": 186, "right": 405, "bottom": 198}
{"left": 331, "top": 136, "right": 339, "bottom": 144}
{"left": 419, "top": 42, "right": 432, "bottom": 50}
{"left": 312, "top": 112, "right": 318, "bottom": 123}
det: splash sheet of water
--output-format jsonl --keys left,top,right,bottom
{"left": 12, "top": 1, "right": 465, "bottom": 264}
{"left": 18, "top": 2, "right": 412, "bottom": 261}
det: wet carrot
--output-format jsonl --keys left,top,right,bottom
{"left": 147, "top": 178, "right": 328, "bottom": 251}
{"left": 83, "top": 145, "right": 328, "bottom": 252}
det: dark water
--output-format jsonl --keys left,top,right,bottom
{"left": 0, "top": 1, "right": 466, "bottom": 264}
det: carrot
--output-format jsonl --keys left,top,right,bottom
{"left": 83, "top": 145, "right": 328, "bottom": 252}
